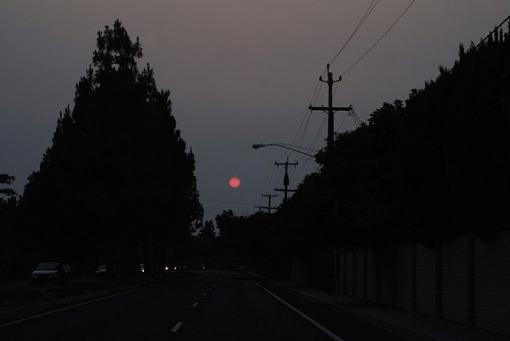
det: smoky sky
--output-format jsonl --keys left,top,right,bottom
{"left": 1, "top": 0, "right": 510, "bottom": 221}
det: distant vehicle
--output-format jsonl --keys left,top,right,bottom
{"left": 199, "top": 263, "right": 207, "bottom": 271}
{"left": 236, "top": 265, "right": 252, "bottom": 273}
{"left": 31, "top": 262, "right": 70, "bottom": 284}
{"left": 63, "top": 264, "right": 72, "bottom": 279}
{"left": 95, "top": 264, "right": 108, "bottom": 277}
{"left": 140, "top": 263, "right": 145, "bottom": 273}
{"left": 172, "top": 264, "right": 187, "bottom": 272}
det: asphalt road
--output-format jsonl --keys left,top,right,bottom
{"left": 0, "top": 271, "right": 403, "bottom": 341}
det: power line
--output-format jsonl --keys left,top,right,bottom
{"left": 295, "top": 9, "right": 378, "bottom": 152}
{"left": 266, "top": 142, "right": 319, "bottom": 152}
{"left": 328, "top": 0, "right": 381, "bottom": 67}
{"left": 288, "top": 83, "right": 333, "bottom": 180}
{"left": 257, "top": 1, "right": 378, "bottom": 200}
{"left": 275, "top": 80, "right": 322, "bottom": 182}
{"left": 486, "top": 91, "right": 510, "bottom": 112}
{"left": 341, "top": 0, "right": 417, "bottom": 77}
{"left": 290, "top": 81, "right": 322, "bottom": 146}
{"left": 288, "top": 100, "right": 354, "bottom": 195}
{"left": 293, "top": 66, "right": 352, "bottom": 184}
{"left": 255, "top": 1, "right": 387, "bottom": 210}
{"left": 310, "top": 117, "right": 327, "bottom": 151}
{"left": 202, "top": 199, "right": 256, "bottom": 207}
{"left": 475, "top": 15, "right": 510, "bottom": 50}
{"left": 275, "top": 77, "right": 323, "bottom": 191}
{"left": 337, "top": 111, "right": 349, "bottom": 132}
{"left": 256, "top": 194, "right": 278, "bottom": 214}
{"left": 262, "top": 0, "right": 387, "bottom": 188}
{"left": 296, "top": 83, "right": 324, "bottom": 147}
{"left": 285, "top": 84, "right": 324, "bottom": 183}
{"left": 261, "top": 164, "right": 278, "bottom": 206}
{"left": 290, "top": 116, "right": 326, "bottom": 182}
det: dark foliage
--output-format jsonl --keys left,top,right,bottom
{"left": 214, "top": 210, "right": 275, "bottom": 269}
{"left": 215, "top": 22, "right": 510, "bottom": 280}
{"left": 18, "top": 20, "right": 202, "bottom": 275}
{"left": 0, "top": 173, "right": 18, "bottom": 279}
{"left": 0, "top": 173, "right": 16, "bottom": 198}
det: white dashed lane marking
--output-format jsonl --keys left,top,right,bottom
{"left": 192, "top": 302, "right": 198, "bottom": 307}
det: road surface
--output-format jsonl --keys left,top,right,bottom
{"left": 0, "top": 271, "right": 403, "bottom": 341}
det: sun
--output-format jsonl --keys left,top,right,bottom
{"left": 228, "top": 177, "right": 241, "bottom": 189}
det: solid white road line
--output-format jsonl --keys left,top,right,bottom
{"left": 251, "top": 280, "right": 345, "bottom": 341}
{"left": 171, "top": 321, "right": 183, "bottom": 333}
{"left": 0, "top": 285, "right": 152, "bottom": 329}
{"left": 192, "top": 302, "right": 199, "bottom": 307}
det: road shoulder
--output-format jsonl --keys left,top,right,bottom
{"left": 263, "top": 280, "right": 510, "bottom": 341}
{"left": 0, "top": 277, "right": 154, "bottom": 327}
{"left": 252, "top": 277, "right": 407, "bottom": 341}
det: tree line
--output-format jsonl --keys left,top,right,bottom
{"left": 0, "top": 21, "right": 202, "bottom": 278}
{"left": 211, "top": 22, "right": 510, "bottom": 281}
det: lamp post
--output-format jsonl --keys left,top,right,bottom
{"left": 252, "top": 143, "right": 316, "bottom": 158}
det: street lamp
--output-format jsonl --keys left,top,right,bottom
{"left": 252, "top": 143, "right": 317, "bottom": 158}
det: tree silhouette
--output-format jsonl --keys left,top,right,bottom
{"left": 215, "top": 23, "right": 510, "bottom": 282}
{"left": 20, "top": 20, "right": 202, "bottom": 275}
{"left": 0, "top": 173, "right": 18, "bottom": 279}
{"left": 0, "top": 173, "right": 16, "bottom": 198}
{"left": 199, "top": 220, "right": 216, "bottom": 241}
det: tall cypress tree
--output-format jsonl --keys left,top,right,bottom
{"left": 21, "top": 20, "right": 202, "bottom": 274}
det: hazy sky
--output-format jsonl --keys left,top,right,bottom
{"left": 1, "top": 1, "right": 510, "bottom": 221}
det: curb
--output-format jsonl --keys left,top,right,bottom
{"left": 289, "top": 289, "right": 437, "bottom": 341}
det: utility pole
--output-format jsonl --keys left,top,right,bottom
{"left": 256, "top": 194, "right": 278, "bottom": 214}
{"left": 274, "top": 158, "right": 298, "bottom": 202}
{"left": 309, "top": 64, "right": 352, "bottom": 147}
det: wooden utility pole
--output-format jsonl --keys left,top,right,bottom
{"left": 309, "top": 64, "right": 352, "bottom": 147}
{"left": 274, "top": 158, "right": 298, "bottom": 202}
{"left": 256, "top": 194, "right": 278, "bottom": 214}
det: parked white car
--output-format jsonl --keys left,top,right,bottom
{"left": 31, "top": 261, "right": 71, "bottom": 284}
{"left": 96, "top": 264, "right": 108, "bottom": 277}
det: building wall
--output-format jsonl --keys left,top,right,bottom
{"left": 331, "top": 232, "right": 510, "bottom": 336}
{"left": 379, "top": 248, "right": 396, "bottom": 307}
{"left": 355, "top": 250, "right": 365, "bottom": 299}
{"left": 290, "top": 258, "right": 308, "bottom": 286}
{"left": 339, "top": 252, "right": 346, "bottom": 295}
{"left": 474, "top": 231, "right": 510, "bottom": 335}
{"left": 366, "top": 248, "right": 378, "bottom": 302}
{"left": 396, "top": 244, "right": 413, "bottom": 311}
{"left": 346, "top": 251, "right": 354, "bottom": 297}
{"left": 441, "top": 236, "right": 468, "bottom": 324}
{"left": 416, "top": 244, "right": 436, "bottom": 315}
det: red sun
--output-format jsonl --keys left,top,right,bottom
{"left": 228, "top": 177, "right": 241, "bottom": 189}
